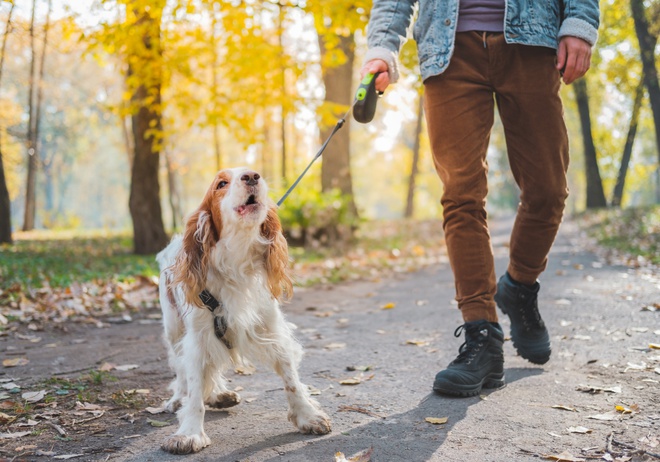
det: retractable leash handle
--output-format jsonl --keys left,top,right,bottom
{"left": 353, "top": 72, "right": 383, "bottom": 124}
{"left": 277, "top": 73, "right": 383, "bottom": 206}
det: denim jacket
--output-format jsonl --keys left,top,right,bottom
{"left": 365, "top": 0, "right": 600, "bottom": 83}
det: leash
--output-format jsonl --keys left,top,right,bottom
{"left": 276, "top": 72, "right": 382, "bottom": 207}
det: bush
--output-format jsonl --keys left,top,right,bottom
{"left": 276, "top": 188, "right": 356, "bottom": 250}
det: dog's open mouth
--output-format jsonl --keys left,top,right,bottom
{"left": 235, "top": 195, "right": 260, "bottom": 216}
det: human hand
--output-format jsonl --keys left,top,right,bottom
{"left": 556, "top": 36, "right": 592, "bottom": 85}
{"left": 360, "top": 59, "right": 390, "bottom": 92}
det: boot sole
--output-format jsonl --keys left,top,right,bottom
{"left": 433, "top": 372, "right": 505, "bottom": 397}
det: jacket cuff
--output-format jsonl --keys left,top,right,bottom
{"left": 558, "top": 17, "right": 599, "bottom": 46}
{"left": 364, "top": 46, "right": 400, "bottom": 84}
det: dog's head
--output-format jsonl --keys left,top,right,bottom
{"left": 173, "top": 167, "right": 293, "bottom": 307}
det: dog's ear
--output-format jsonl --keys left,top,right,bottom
{"left": 174, "top": 206, "right": 220, "bottom": 308}
{"left": 261, "top": 205, "right": 293, "bottom": 301}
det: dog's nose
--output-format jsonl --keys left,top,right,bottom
{"left": 241, "top": 171, "right": 260, "bottom": 186}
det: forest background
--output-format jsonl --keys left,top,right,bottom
{"left": 0, "top": 0, "right": 658, "bottom": 259}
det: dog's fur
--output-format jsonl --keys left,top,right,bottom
{"left": 156, "top": 167, "right": 331, "bottom": 454}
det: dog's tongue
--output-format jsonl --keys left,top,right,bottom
{"left": 236, "top": 204, "right": 257, "bottom": 216}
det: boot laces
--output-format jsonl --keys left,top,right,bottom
{"left": 453, "top": 324, "right": 487, "bottom": 365}
{"left": 519, "top": 292, "right": 542, "bottom": 330}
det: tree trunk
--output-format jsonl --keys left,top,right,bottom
{"left": 405, "top": 93, "right": 424, "bottom": 218}
{"left": 22, "top": 0, "right": 38, "bottom": 231}
{"left": 0, "top": 2, "right": 15, "bottom": 244}
{"left": 611, "top": 78, "right": 644, "bottom": 207}
{"left": 573, "top": 78, "right": 607, "bottom": 209}
{"left": 631, "top": 0, "right": 660, "bottom": 202}
{"left": 127, "top": 3, "right": 168, "bottom": 254}
{"left": 164, "top": 149, "right": 181, "bottom": 231}
{"left": 318, "top": 34, "right": 358, "bottom": 218}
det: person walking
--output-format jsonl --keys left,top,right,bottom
{"left": 361, "top": 1, "right": 600, "bottom": 396}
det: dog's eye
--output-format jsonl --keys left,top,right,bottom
{"left": 217, "top": 180, "right": 228, "bottom": 190}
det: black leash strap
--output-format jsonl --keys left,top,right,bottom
{"left": 277, "top": 107, "right": 352, "bottom": 207}
{"left": 199, "top": 289, "right": 232, "bottom": 349}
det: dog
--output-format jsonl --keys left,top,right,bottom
{"left": 156, "top": 167, "right": 331, "bottom": 454}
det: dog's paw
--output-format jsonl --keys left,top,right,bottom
{"left": 290, "top": 409, "right": 332, "bottom": 435}
{"left": 161, "top": 433, "right": 211, "bottom": 454}
{"left": 207, "top": 391, "right": 241, "bottom": 409}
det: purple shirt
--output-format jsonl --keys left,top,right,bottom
{"left": 457, "top": 0, "right": 506, "bottom": 33}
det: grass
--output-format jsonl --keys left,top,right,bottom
{"left": 0, "top": 220, "right": 447, "bottom": 291}
{"left": 0, "top": 230, "right": 159, "bottom": 290}
{"left": 576, "top": 205, "right": 660, "bottom": 265}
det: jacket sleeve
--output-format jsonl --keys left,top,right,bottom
{"left": 364, "top": 0, "right": 418, "bottom": 83}
{"left": 558, "top": 0, "right": 600, "bottom": 46}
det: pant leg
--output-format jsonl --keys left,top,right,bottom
{"left": 424, "top": 32, "right": 498, "bottom": 323}
{"left": 489, "top": 35, "right": 570, "bottom": 285}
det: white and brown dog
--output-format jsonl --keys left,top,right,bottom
{"left": 156, "top": 167, "right": 331, "bottom": 454}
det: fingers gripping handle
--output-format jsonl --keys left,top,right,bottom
{"left": 353, "top": 72, "right": 383, "bottom": 124}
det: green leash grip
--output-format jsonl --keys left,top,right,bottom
{"left": 353, "top": 72, "right": 383, "bottom": 124}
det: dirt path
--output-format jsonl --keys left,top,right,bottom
{"left": 1, "top": 218, "right": 659, "bottom": 461}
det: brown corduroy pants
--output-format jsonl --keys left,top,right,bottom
{"left": 423, "top": 32, "right": 569, "bottom": 323}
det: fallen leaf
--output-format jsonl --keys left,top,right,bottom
{"left": 335, "top": 447, "right": 374, "bottom": 462}
{"left": 22, "top": 390, "right": 46, "bottom": 403}
{"left": 0, "top": 431, "right": 31, "bottom": 439}
{"left": 588, "top": 411, "right": 619, "bottom": 421}
{"left": 125, "top": 389, "right": 150, "bottom": 394}
{"left": 425, "top": 417, "right": 448, "bottom": 425}
{"left": 314, "top": 311, "right": 334, "bottom": 318}
{"left": 3, "top": 358, "right": 29, "bottom": 367}
{"left": 114, "top": 364, "right": 139, "bottom": 371}
{"left": 573, "top": 335, "right": 591, "bottom": 341}
{"left": 147, "top": 418, "right": 171, "bottom": 427}
{"left": 552, "top": 405, "right": 577, "bottom": 412}
{"left": 339, "top": 373, "right": 374, "bottom": 386}
{"left": 75, "top": 401, "right": 103, "bottom": 411}
{"left": 145, "top": 406, "right": 166, "bottom": 414}
{"left": 406, "top": 339, "right": 430, "bottom": 346}
{"left": 339, "top": 378, "right": 362, "bottom": 385}
{"left": 235, "top": 365, "right": 255, "bottom": 375}
{"left": 381, "top": 302, "right": 396, "bottom": 310}
{"left": 0, "top": 412, "right": 16, "bottom": 425}
{"left": 543, "top": 451, "right": 586, "bottom": 461}
{"left": 325, "top": 343, "right": 347, "bottom": 350}
{"left": 567, "top": 426, "right": 592, "bottom": 434}
{"left": 98, "top": 362, "right": 116, "bottom": 372}
{"left": 17, "top": 419, "right": 39, "bottom": 427}
{"left": 615, "top": 404, "right": 638, "bottom": 414}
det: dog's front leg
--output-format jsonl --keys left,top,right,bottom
{"left": 161, "top": 334, "right": 211, "bottom": 454}
{"left": 270, "top": 337, "right": 331, "bottom": 435}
